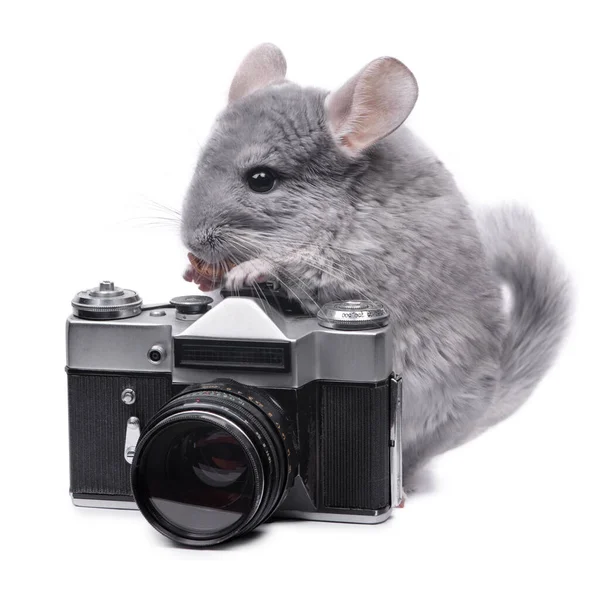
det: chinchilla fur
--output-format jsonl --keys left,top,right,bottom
{"left": 180, "top": 44, "right": 571, "bottom": 488}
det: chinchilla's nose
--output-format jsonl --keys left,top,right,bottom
{"left": 199, "top": 227, "right": 217, "bottom": 247}
{"left": 186, "top": 225, "right": 226, "bottom": 260}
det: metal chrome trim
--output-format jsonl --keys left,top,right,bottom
{"left": 121, "top": 388, "right": 136, "bottom": 405}
{"left": 390, "top": 374, "right": 403, "bottom": 508}
{"left": 147, "top": 344, "right": 166, "bottom": 365}
{"left": 277, "top": 506, "right": 393, "bottom": 524}
{"left": 72, "top": 496, "right": 138, "bottom": 510}
{"left": 124, "top": 416, "right": 140, "bottom": 464}
{"left": 71, "top": 498, "right": 394, "bottom": 523}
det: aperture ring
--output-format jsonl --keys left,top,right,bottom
{"left": 173, "top": 381, "right": 296, "bottom": 480}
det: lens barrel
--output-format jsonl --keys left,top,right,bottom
{"left": 131, "top": 380, "right": 294, "bottom": 546}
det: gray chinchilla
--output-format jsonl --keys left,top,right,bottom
{"left": 180, "top": 43, "right": 571, "bottom": 489}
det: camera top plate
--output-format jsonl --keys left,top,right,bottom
{"left": 220, "top": 282, "right": 314, "bottom": 316}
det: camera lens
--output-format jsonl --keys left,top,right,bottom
{"left": 136, "top": 418, "right": 260, "bottom": 538}
{"left": 131, "top": 381, "right": 294, "bottom": 546}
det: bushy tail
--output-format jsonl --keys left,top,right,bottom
{"left": 475, "top": 204, "right": 572, "bottom": 428}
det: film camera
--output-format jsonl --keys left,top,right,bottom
{"left": 66, "top": 280, "right": 402, "bottom": 546}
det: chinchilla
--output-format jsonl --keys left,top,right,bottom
{"left": 180, "top": 43, "right": 571, "bottom": 489}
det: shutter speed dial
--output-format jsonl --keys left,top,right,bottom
{"left": 317, "top": 300, "right": 390, "bottom": 330}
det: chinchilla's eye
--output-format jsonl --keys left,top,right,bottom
{"left": 246, "top": 167, "right": 277, "bottom": 193}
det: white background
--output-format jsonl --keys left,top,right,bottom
{"left": 1, "top": 1, "right": 599, "bottom": 598}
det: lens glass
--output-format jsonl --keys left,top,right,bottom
{"left": 140, "top": 420, "right": 258, "bottom": 538}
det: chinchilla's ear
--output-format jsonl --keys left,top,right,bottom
{"left": 325, "top": 57, "right": 418, "bottom": 156}
{"left": 228, "top": 43, "right": 287, "bottom": 103}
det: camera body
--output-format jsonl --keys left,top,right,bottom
{"left": 66, "top": 281, "right": 402, "bottom": 540}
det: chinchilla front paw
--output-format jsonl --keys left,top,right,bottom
{"left": 223, "top": 259, "right": 272, "bottom": 291}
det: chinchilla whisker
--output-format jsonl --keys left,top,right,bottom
{"left": 119, "top": 217, "right": 182, "bottom": 233}
{"left": 227, "top": 247, "right": 269, "bottom": 308}
{"left": 251, "top": 281, "right": 270, "bottom": 313}
{"left": 296, "top": 259, "right": 373, "bottom": 302}
{"left": 278, "top": 248, "right": 374, "bottom": 300}
{"left": 277, "top": 276, "right": 320, "bottom": 314}
{"left": 146, "top": 215, "right": 182, "bottom": 223}
{"left": 239, "top": 233, "right": 367, "bottom": 289}
{"left": 125, "top": 215, "right": 182, "bottom": 226}
{"left": 241, "top": 250, "right": 322, "bottom": 313}
{"left": 227, "top": 239, "right": 307, "bottom": 309}
{"left": 227, "top": 239, "right": 255, "bottom": 265}
{"left": 261, "top": 247, "right": 373, "bottom": 303}
{"left": 142, "top": 198, "right": 183, "bottom": 218}
{"left": 231, "top": 239, "right": 309, "bottom": 293}
{"left": 255, "top": 257, "right": 317, "bottom": 314}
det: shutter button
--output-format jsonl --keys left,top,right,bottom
{"left": 170, "top": 295, "right": 213, "bottom": 321}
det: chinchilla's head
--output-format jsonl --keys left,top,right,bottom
{"left": 181, "top": 43, "right": 418, "bottom": 294}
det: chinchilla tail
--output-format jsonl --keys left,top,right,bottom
{"left": 475, "top": 204, "right": 572, "bottom": 429}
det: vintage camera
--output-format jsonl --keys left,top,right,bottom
{"left": 66, "top": 280, "right": 402, "bottom": 546}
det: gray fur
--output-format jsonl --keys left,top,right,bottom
{"left": 472, "top": 205, "right": 572, "bottom": 432}
{"left": 180, "top": 51, "right": 571, "bottom": 487}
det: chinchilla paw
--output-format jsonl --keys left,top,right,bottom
{"left": 223, "top": 259, "right": 272, "bottom": 291}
